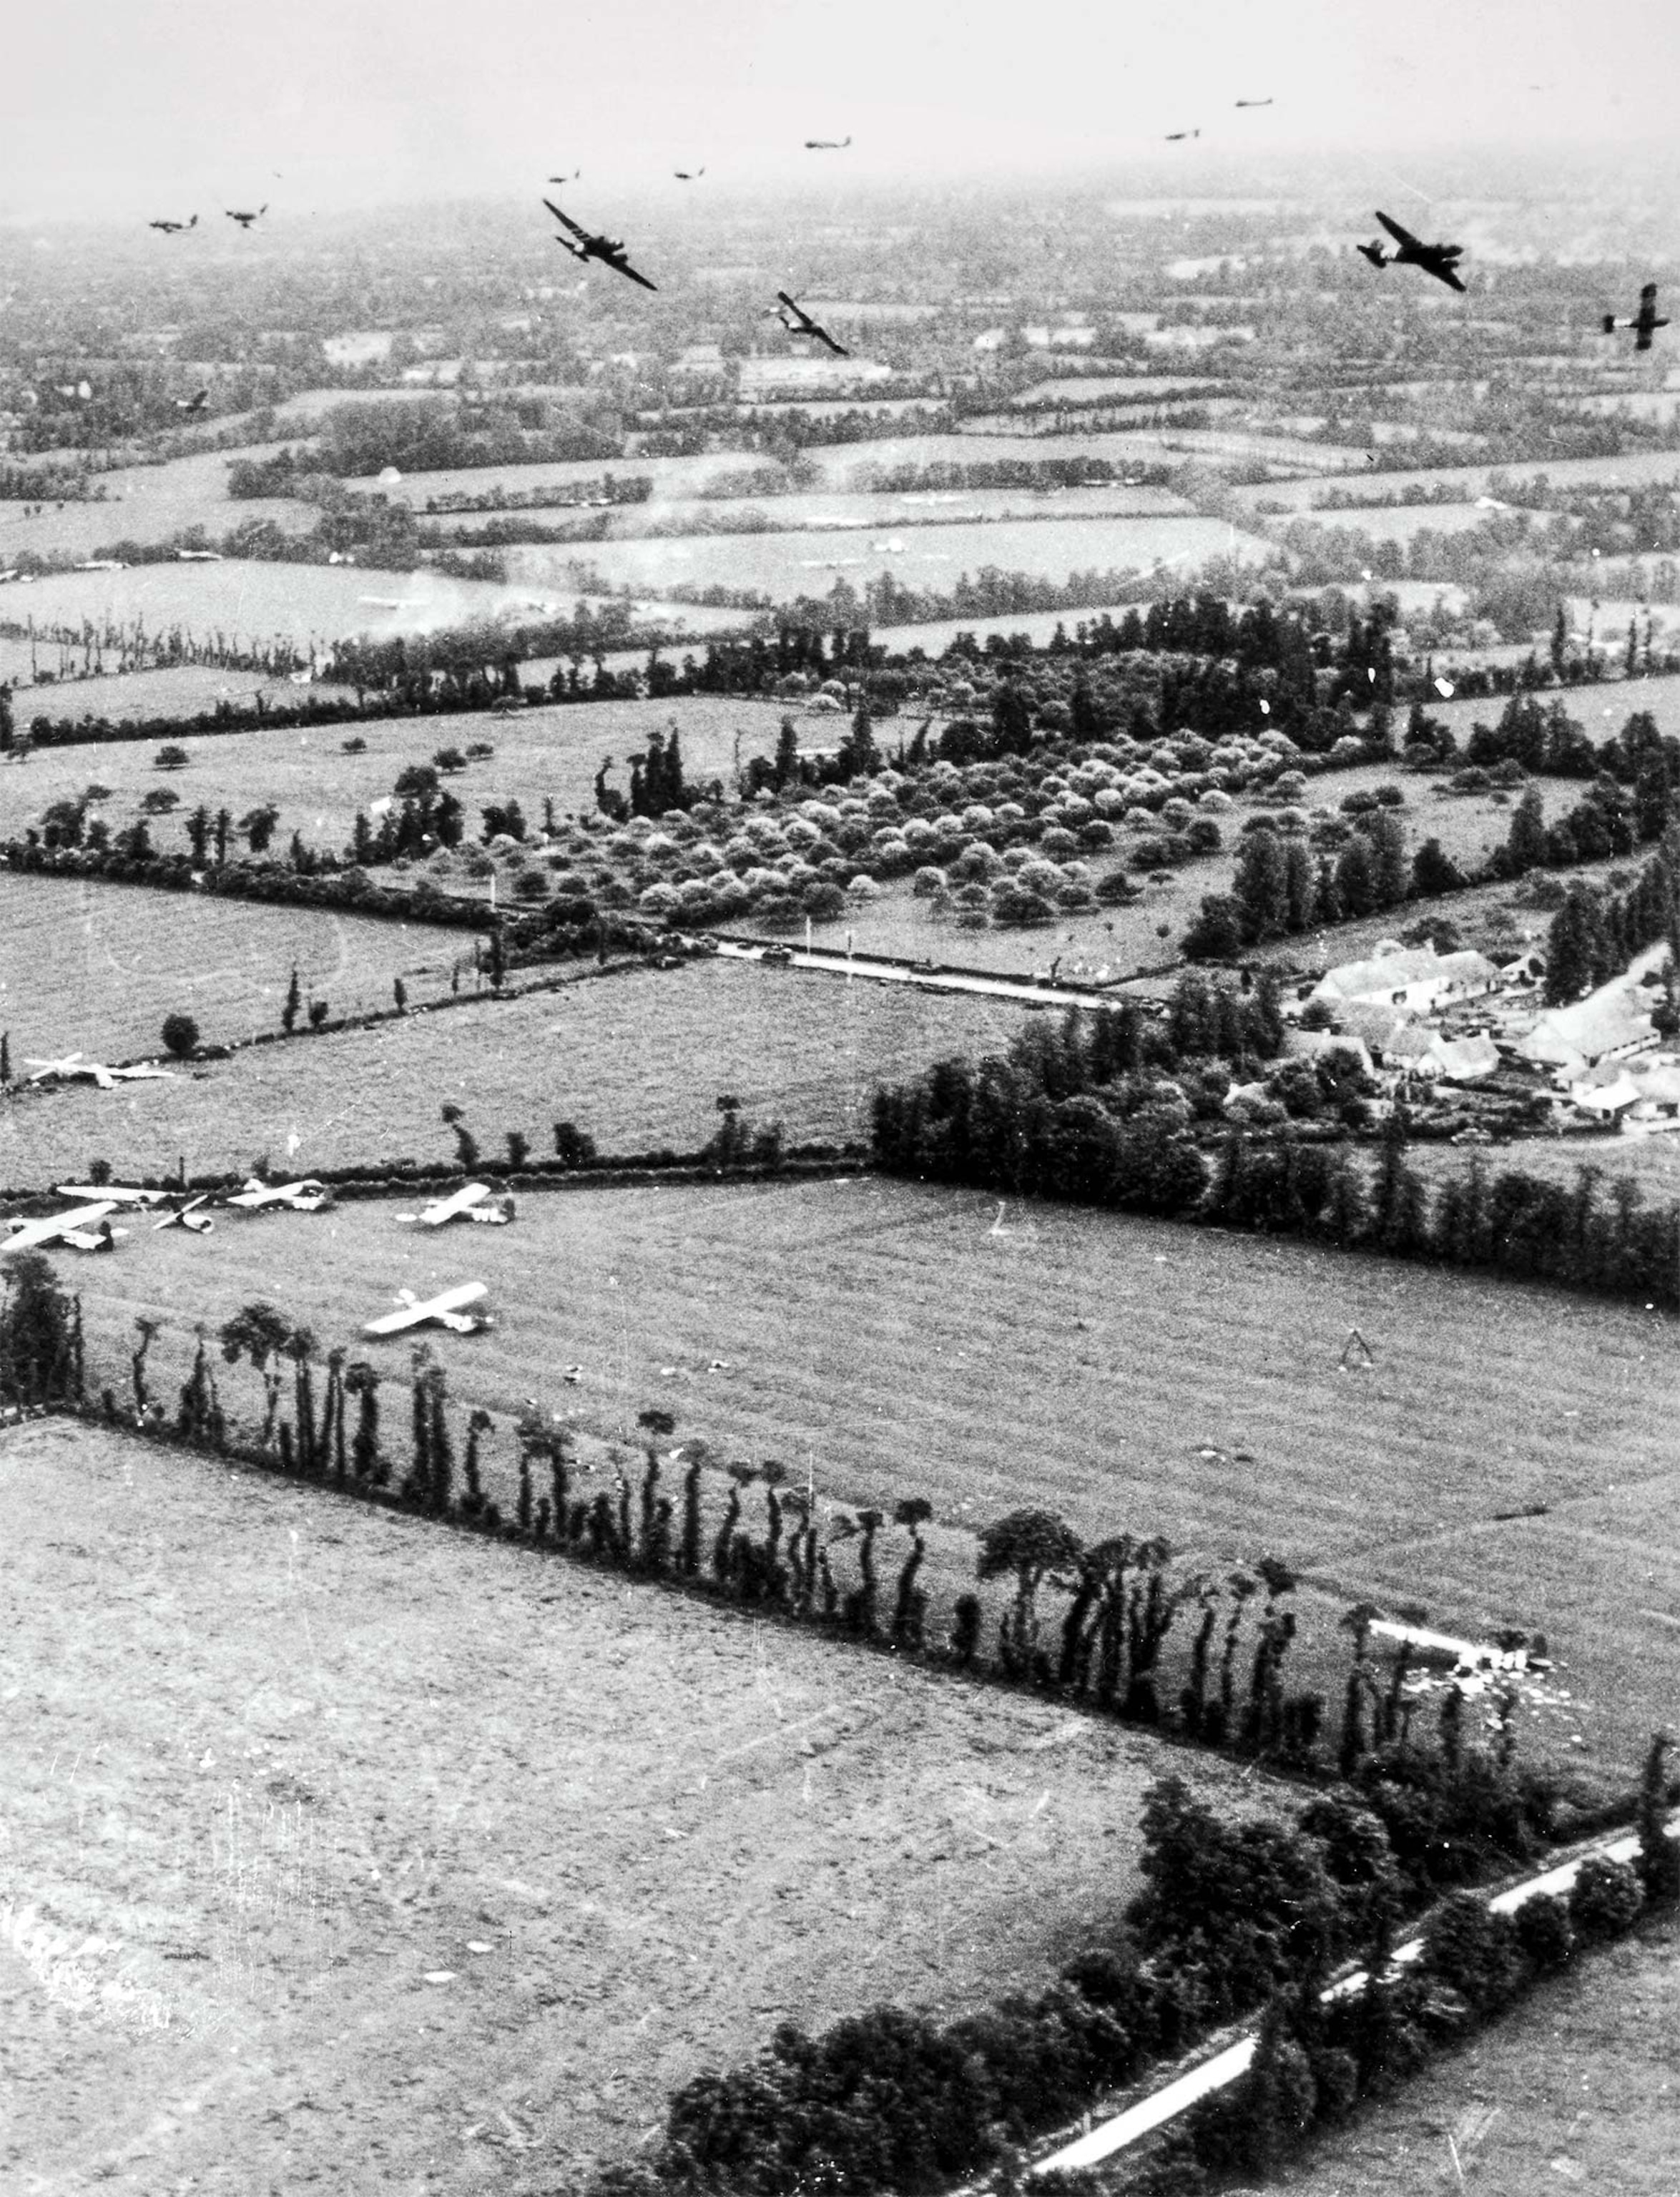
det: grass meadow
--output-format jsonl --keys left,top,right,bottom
{"left": 40, "top": 1172, "right": 1680, "bottom": 1784}
{"left": 1, "top": 1416, "right": 1262, "bottom": 2193}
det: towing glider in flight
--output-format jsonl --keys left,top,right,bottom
{"left": 1164, "top": 128, "right": 1200, "bottom": 141}
{"left": 674, "top": 166, "right": 705, "bottom": 180}
{"left": 773, "top": 292, "right": 850, "bottom": 358}
{"left": 396, "top": 1181, "right": 516, "bottom": 1229}
{"left": 1357, "top": 211, "right": 1466, "bottom": 293}
{"left": 1, "top": 1201, "right": 127, "bottom": 1253}
{"left": 541, "top": 200, "right": 657, "bottom": 290}
{"left": 1603, "top": 283, "right": 1669, "bottom": 353}
{"left": 363, "top": 1282, "right": 491, "bottom": 1337}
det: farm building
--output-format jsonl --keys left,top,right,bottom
{"left": 1516, "top": 988, "right": 1657, "bottom": 1079}
{"left": 1307, "top": 943, "right": 1502, "bottom": 1016}
{"left": 1566, "top": 1056, "right": 1680, "bottom": 1131}
{"left": 1385, "top": 1026, "right": 1502, "bottom": 1083}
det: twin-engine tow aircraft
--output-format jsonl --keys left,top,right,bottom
{"left": 363, "top": 1282, "right": 491, "bottom": 1337}
{"left": 396, "top": 1181, "right": 516, "bottom": 1229}
{"left": 225, "top": 1176, "right": 333, "bottom": 1211}
{"left": 541, "top": 200, "right": 657, "bottom": 290}
{"left": 1603, "top": 283, "right": 1669, "bottom": 353}
{"left": 1357, "top": 210, "right": 1467, "bottom": 293}
{"left": 1, "top": 1201, "right": 127, "bottom": 1253}
{"left": 774, "top": 292, "right": 850, "bottom": 358}
{"left": 25, "top": 1053, "right": 177, "bottom": 1090}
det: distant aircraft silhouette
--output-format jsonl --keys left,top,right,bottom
{"left": 1164, "top": 128, "right": 1200, "bottom": 142}
{"left": 148, "top": 214, "right": 197, "bottom": 234}
{"left": 804, "top": 135, "right": 851, "bottom": 149}
{"left": 542, "top": 200, "right": 657, "bottom": 290}
{"left": 674, "top": 166, "right": 705, "bottom": 180}
{"left": 547, "top": 169, "right": 581, "bottom": 184}
{"left": 773, "top": 291, "right": 850, "bottom": 358}
{"left": 1603, "top": 283, "right": 1669, "bottom": 353}
{"left": 1234, "top": 98, "right": 1274, "bottom": 108}
{"left": 225, "top": 205, "right": 267, "bottom": 229}
{"left": 1358, "top": 210, "right": 1465, "bottom": 293}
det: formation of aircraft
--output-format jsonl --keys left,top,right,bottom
{"left": 541, "top": 199, "right": 657, "bottom": 290}
{"left": 1603, "top": 282, "right": 1669, "bottom": 352}
{"left": 774, "top": 291, "right": 850, "bottom": 358}
{"left": 1357, "top": 210, "right": 1467, "bottom": 293}
{"left": 225, "top": 1176, "right": 333, "bottom": 1211}
{"left": 363, "top": 1282, "right": 491, "bottom": 1337}
{"left": 395, "top": 1181, "right": 516, "bottom": 1229}
{"left": 25, "top": 1053, "right": 176, "bottom": 1091}
{"left": 1, "top": 1201, "right": 127, "bottom": 1254}
{"left": 148, "top": 214, "right": 197, "bottom": 234}
{"left": 225, "top": 205, "right": 267, "bottom": 230}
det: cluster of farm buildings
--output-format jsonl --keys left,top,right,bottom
{"left": 1283, "top": 936, "right": 1680, "bottom": 1135}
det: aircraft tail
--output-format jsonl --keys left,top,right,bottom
{"left": 1603, "top": 314, "right": 1618, "bottom": 335}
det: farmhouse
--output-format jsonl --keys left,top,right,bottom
{"left": 1514, "top": 987, "right": 1658, "bottom": 1080}
{"left": 1307, "top": 942, "right": 1502, "bottom": 1016}
{"left": 1566, "top": 1056, "right": 1680, "bottom": 1131}
{"left": 1385, "top": 1026, "right": 1502, "bottom": 1083}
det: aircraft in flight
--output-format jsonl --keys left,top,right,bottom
{"left": 1357, "top": 211, "right": 1466, "bottom": 293}
{"left": 1, "top": 1201, "right": 127, "bottom": 1254}
{"left": 1234, "top": 98, "right": 1274, "bottom": 108}
{"left": 148, "top": 214, "right": 197, "bottom": 234}
{"left": 225, "top": 205, "right": 267, "bottom": 230}
{"left": 396, "top": 1181, "right": 516, "bottom": 1229}
{"left": 773, "top": 292, "right": 850, "bottom": 358}
{"left": 25, "top": 1053, "right": 176, "bottom": 1091}
{"left": 804, "top": 135, "right": 851, "bottom": 149}
{"left": 541, "top": 200, "right": 657, "bottom": 291}
{"left": 363, "top": 1282, "right": 492, "bottom": 1337}
{"left": 173, "top": 389, "right": 209, "bottom": 414}
{"left": 1603, "top": 283, "right": 1669, "bottom": 353}
{"left": 548, "top": 169, "right": 581, "bottom": 184}
{"left": 225, "top": 1176, "right": 333, "bottom": 1211}
{"left": 152, "top": 1195, "right": 215, "bottom": 1234}
{"left": 674, "top": 166, "right": 705, "bottom": 181}
{"left": 1164, "top": 128, "right": 1200, "bottom": 142}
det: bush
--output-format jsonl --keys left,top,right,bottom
{"left": 1513, "top": 1890, "right": 1576, "bottom": 1970}
{"left": 159, "top": 1013, "right": 200, "bottom": 1058}
{"left": 1568, "top": 1854, "right": 1644, "bottom": 1943}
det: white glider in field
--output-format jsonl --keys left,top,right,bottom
{"left": 1, "top": 1201, "right": 128, "bottom": 1252}
{"left": 152, "top": 1194, "right": 215, "bottom": 1234}
{"left": 396, "top": 1181, "right": 516, "bottom": 1229}
{"left": 363, "top": 1282, "right": 491, "bottom": 1337}
{"left": 225, "top": 1176, "right": 333, "bottom": 1211}
{"left": 55, "top": 1183, "right": 170, "bottom": 1208}
{"left": 26, "top": 1054, "right": 177, "bottom": 1091}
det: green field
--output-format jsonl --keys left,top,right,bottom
{"left": 0, "top": 445, "right": 317, "bottom": 562}
{"left": 1274, "top": 1917, "right": 1680, "bottom": 2196}
{"left": 0, "top": 955, "right": 1033, "bottom": 1186}
{"left": 40, "top": 1172, "right": 1680, "bottom": 1783}
{"left": 0, "top": 692, "right": 795, "bottom": 863}
{"left": 1, "top": 1416, "right": 1258, "bottom": 2193}
{"left": 4, "top": 662, "right": 360, "bottom": 722}
{"left": 0, "top": 870, "right": 471, "bottom": 1068}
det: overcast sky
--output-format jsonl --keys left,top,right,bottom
{"left": 5, "top": 0, "right": 1676, "bottom": 222}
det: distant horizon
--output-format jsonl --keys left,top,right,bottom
{"left": 6, "top": 0, "right": 1679, "bottom": 227}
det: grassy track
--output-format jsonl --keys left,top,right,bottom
{"left": 46, "top": 1173, "right": 1680, "bottom": 1781}
{"left": 2, "top": 1417, "right": 1264, "bottom": 2192}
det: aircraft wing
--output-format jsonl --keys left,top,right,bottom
{"left": 543, "top": 199, "right": 588, "bottom": 240}
{"left": 776, "top": 290, "right": 807, "bottom": 322}
{"left": 1432, "top": 262, "right": 1467, "bottom": 295}
{"left": 363, "top": 1302, "right": 428, "bottom": 1335}
{"left": 60, "top": 1223, "right": 127, "bottom": 1252}
{"left": 610, "top": 256, "right": 658, "bottom": 293}
{"left": 1375, "top": 210, "right": 1422, "bottom": 250}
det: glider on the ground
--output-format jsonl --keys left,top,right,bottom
{"left": 1603, "top": 283, "right": 1669, "bottom": 353}
{"left": 1358, "top": 210, "right": 1466, "bottom": 293}
{"left": 363, "top": 1282, "right": 491, "bottom": 1337}
{"left": 25, "top": 1053, "right": 176, "bottom": 1091}
{"left": 396, "top": 1181, "right": 516, "bottom": 1229}
{"left": 153, "top": 1195, "right": 215, "bottom": 1234}
{"left": 173, "top": 389, "right": 209, "bottom": 413}
{"left": 225, "top": 1176, "right": 332, "bottom": 1211}
{"left": 149, "top": 215, "right": 197, "bottom": 234}
{"left": 55, "top": 1183, "right": 168, "bottom": 1208}
{"left": 1, "top": 1201, "right": 127, "bottom": 1253}
{"left": 225, "top": 205, "right": 267, "bottom": 229}
{"left": 541, "top": 200, "right": 657, "bottom": 290}
{"left": 773, "top": 292, "right": 850, "bottom": 358}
